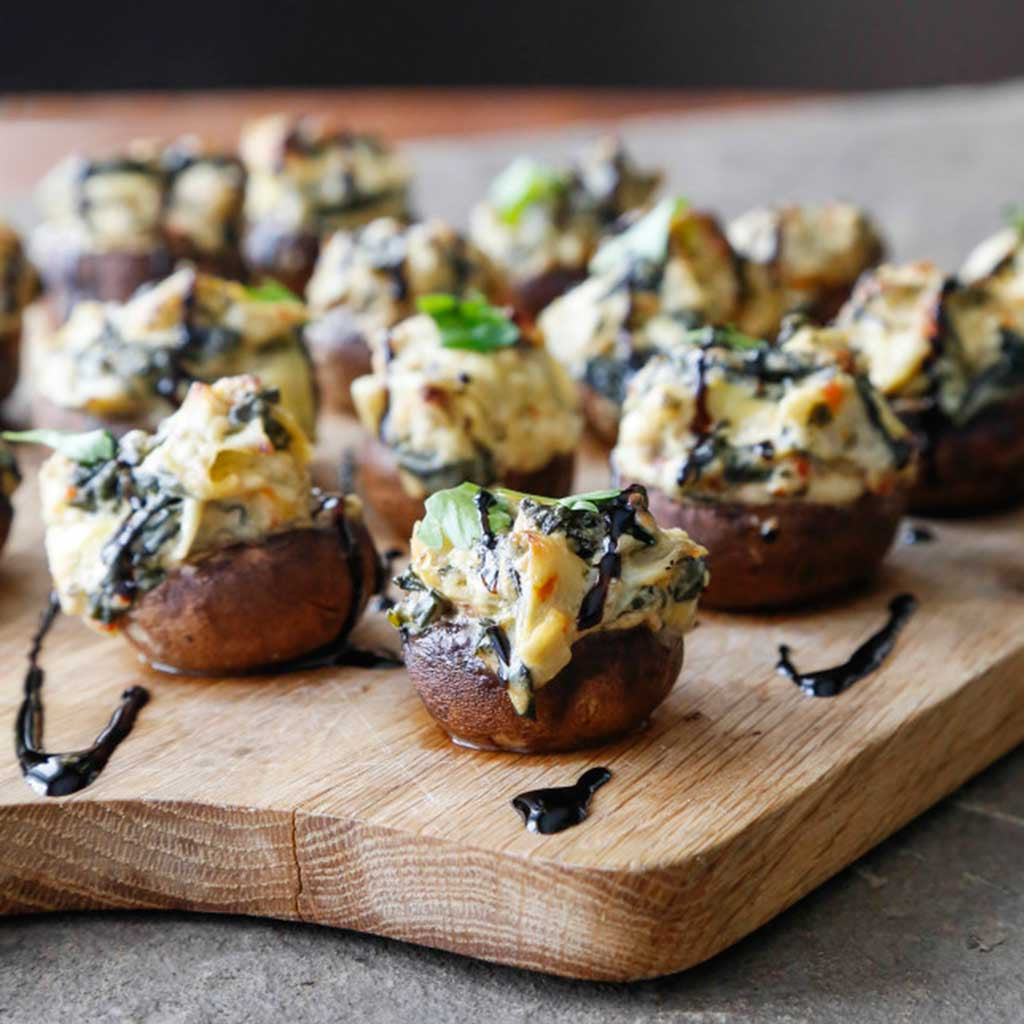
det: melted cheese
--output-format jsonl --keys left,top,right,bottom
{"left": 540, "top": 208, "right": 739, "bottom": 380}
{"left": 241, "top": 115, "right": 410, "bottom": 234}
{"left": 612, "top": 333, "right": 914, "bottom": 505}
{"left": 39, "top": 376, "right": 315, "bottom": 626}
{"left": 402, "top": 490, "right": 706, "bottom": 709}
{"left": 729, "top": 202, "right": 883, "bottom": 336}
{"left": 836, "top": 252, "right": 1024, "bottom": 421}
{"left": 350, "top": 313, "right": 582, "bottom": 498}
{"left": 33, "top": 269, "right": 317, "bottom": 436}
{"left": 469, "top": 137, "right": 660, "bottom": 283}
{"left": 164, "top": 149, "right": 246, "bottom": 255}
{"left": 34, "top": 140, "right": 245, "bottom": 261}
{"left": 306, "top": 217, "right": 500, "bottom": 328}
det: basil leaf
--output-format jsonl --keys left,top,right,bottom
{"left": 489, "top": 157, "right": 567, "bottom": 225}
{"left": 558, "top": 488, "right": 621, "bottom": 507}
{"left": 415, "top": 293, "right": 458, "bottom": 316}
{"left": 415, "top": 482, "right": 515, "bottom": 550}
{"left": 589, "top": 196, "right": 689, "bottom": 277}
{"left": 2, "top": 428, "right": 116, "bottom": 465}
{"left": 416, "top": 293, "right": 520, "bottom": 354}
{"left": 245, "top": 279, "right": 302, "bottom": 304}
{"left": 683, "top": 324, "right": 765, "bottom": 351}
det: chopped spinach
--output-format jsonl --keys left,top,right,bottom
{"left": 227, "top": 387, "right": 292, "bottom": 450}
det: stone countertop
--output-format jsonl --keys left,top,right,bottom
{"left": 3, "top": 82, "right": 1024, "bottom": 1023}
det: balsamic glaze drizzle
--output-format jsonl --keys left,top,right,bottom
{"left": 16, "top": 595, "right": 150, "bottom": 797}
{"left": 474, "top": 488, "right": 499, "bottom": 548}
{"left": 268, "top": 500, "right": 401, "bottom": 672}
{"left": 577, "top": 486, "right": 655, "bottom": 630}
{"left": 776, "top": 594, "right": 917, "bottom": 698}
{"left": 512, "top": 767, "right": 612, "bottom": 834}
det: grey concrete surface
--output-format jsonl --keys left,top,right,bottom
{"left": 4, "top": 83, "right": 1024, "bottom": 1023}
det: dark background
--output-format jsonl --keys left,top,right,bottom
{"left": 3, "top": 0, "right": 1023, "bottom": 92}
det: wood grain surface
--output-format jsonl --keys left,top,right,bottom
{"left": 1, "top": 410, "right": 1023, "bottom": 980}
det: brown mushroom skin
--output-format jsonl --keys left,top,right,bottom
{"left": 0, "top": 496, "right": 12, "bottom": 555}
{"left": 241, "top": 223, "right": 319, "bottom": 296}
{"left": 645, "top": 487, "right": 908, "bottom": 611}
{"left": 38, "top": 245, "right": 173, "bottom": 322}
{"left": 511, "top": 267, "right": 588, "bottom": 321}
{"left": 404, "top": 623, "right": 684, "bottom": 753}
{"left": 357, "top": 436, "right": 575, "bottom": 541}
{"left": 304, "top": 307, "right": 372, "bottom": 414}
{"left": 901, "top": 393, "right": 1024, "bottom": 516}
{"left": 122, "top": 508, "right": 379, "bottom": 675}
{"left": 580, "top": 383, "right": 621, "bottom": 447}
{"left": 0, "top": 324, "right": 20, "bottom": 401}
{"left": 165, "top": 233, "right": 248, "bottom": 283}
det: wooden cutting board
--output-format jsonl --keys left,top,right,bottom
{"left": 1, "top": 419, "right": 1023, "bottom": 982}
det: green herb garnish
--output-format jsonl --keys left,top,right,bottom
{"left": 416, "top": 482, "right": 515, "bottom": 550}
{"left": 2, "top": 428, "right": 116, "bottom": 465}
{"left": 682, "top": 324, "right": 765, "bottom": 351}
{"left": 414, "top": 483, "right": 632, "bottom": 550}
{"left": 245, "top": 279, "right": 302, "bottom": 304}
{"left": 416, "top": 293, "right": 520, "bottom": 353}
{"left": 589, "top": 196, "right": 689, "bottom": 277}
{"left": 489, "top": 157, "right": 568, "bottom": 225}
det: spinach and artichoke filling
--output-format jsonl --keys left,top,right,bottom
{"left": 612, "top": 325, "right": 916, "bottom": 506}
{"left": 390, "top": 483, "right": 707, "bottom": 716}
{"left": 469, "top": 137, "right": 662, "bottom": 281}
{"left": 836, "top": 249, "right": 1024, "bottom": 428}
{"left": 34, "top": 269, "right": 317, "bottom": 436}
{"left": 350, "top": 294, "right": 581, "bottom": 499}
{"left": 30, "top": 376, "right": 315, "bottom": 629}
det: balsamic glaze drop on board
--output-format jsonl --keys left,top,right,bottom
{"left": 900, "top": 523, "right": 935, "bottom": 545}
{"left": 512, "top": 767, "right": 612, "bottom": 834}
{"left": 776, "top": 594, "right": 918, "bottom": 698}
{"left": 16, "top": 595, "right": 150, "bottom": 797}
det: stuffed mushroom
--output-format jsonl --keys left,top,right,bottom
{"left": 35, "top": 375, "right": 377, "bottom": 674}
{"left": 31, "top": 139, "right": 245, "bottom": 319}
{"left": 727, "top": 201, "right": 885, "bottom": 337}
{"left": 834, "top": 248, "right": 1024, "bottom": 514}
{"left": 350, "top": 294, "right": 582, "bottom": 539}
{"left": 469, "top": 136, "right": 661, "bottom": 319}
{"left": 31, "top": 268, "right": 317, "bottom": 438}
{"left": 240, "top": 114, "right": 411, "bottom": 294}
{"left": 611, "top": 325, "right": 917, "bottom": 610}
{"left": 540, "top": 197, "right": 741, "bottom": 443}
{"left": 305, "top": 217, "right": 504, "bottom": 412}
{"left": 0, "top": 222, "right": 41, "bottom": 400}
{"left": 390, "top": 482, "right": 707, "bottom": 752}
{"left": 541, "top": 199, "right": 883, "bottom": 444}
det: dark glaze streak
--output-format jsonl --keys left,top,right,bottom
{"left": 776, "top": 594, "right": 917, "bottom": 698}
{"left": 484, "top": 622, "right": 511, "bottom": 677}
{"left": 577, "top": 486, "right": 655, "bottom": 630}
{"left": 265, "top": 500, "right": 400, "bottom": 672}
{"left": 677, "top": 343, "right": 715, "bottom": 488}
{"left": 512, "top": 767, "right": 612, "bottom": 834}
{"left": 474, "top": 488, "right": 498, "bottom": 548}
{"left": 16, "top": 595, "right": 150, "bottom": 797}
{"left": 900, "top": 523, "right": 935, "bottom": 545}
